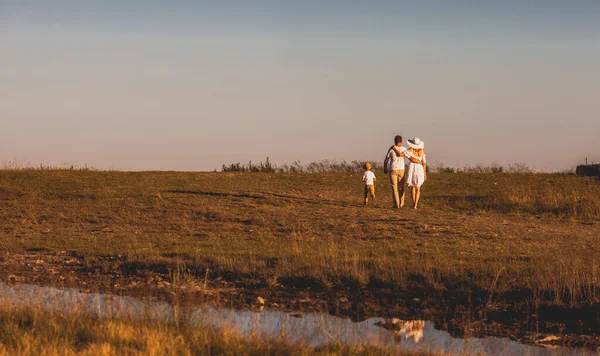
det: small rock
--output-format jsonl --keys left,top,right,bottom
{"left": 256, "top": 297, "right": 265, "bottom": 305}
{"left": 339, "top": 297, "right": 349, "bottom": 303}
{"left": 8, "top": 274, "right": 17, "bottom": 282}
{"left": 290, "top": 313, "right": 303, "bottom": 319}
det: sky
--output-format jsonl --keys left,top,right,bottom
{"left": 1, "top": 1, "right": 599, "bottom": 171}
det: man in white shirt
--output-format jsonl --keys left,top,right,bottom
{"left": 384, "top": 135, "right": 407, "bottom": 208}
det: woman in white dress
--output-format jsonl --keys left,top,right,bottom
{"left": 406, "top": 137, "right": 427, "bottom": 209}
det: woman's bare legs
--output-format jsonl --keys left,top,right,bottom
{"left": 413, "top": 187, "right": 421, "bottom": 209}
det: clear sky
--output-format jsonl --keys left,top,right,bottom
{"left": 1, "top": 1, "right": 599, "bottom": 171}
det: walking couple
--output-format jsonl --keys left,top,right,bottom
{"left": 384, "top": 135, "right": 427, "bottom": 209}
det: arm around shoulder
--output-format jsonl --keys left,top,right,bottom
{"left": 391, "top": 146, "right": 405, "bottom": 157}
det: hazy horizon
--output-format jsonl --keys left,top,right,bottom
{"left": 2, "top": 1, "right": 599, "bottom": 171}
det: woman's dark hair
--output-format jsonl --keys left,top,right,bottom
{"left": 394, "top": 135, "right": 403, "bottom": 145}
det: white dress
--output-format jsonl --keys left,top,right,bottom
{"left": 406, "top": 152, "right": 426, "bottom": 187}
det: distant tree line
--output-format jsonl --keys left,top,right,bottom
{"left": 222, "top": 157, "right": 277, "bottom": 173}
{"left": 222, "top": 158, "right": 382, "bottom": 173}
{"left": 431, "top": 162, "right": 535, "bottom": 174}
{"left": 222, "top": 159, "right": 576, "bottom": 174}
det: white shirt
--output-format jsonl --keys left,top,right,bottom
{"left": 386, "top": 146, "right": 407, "bottom": 171}
{"left": 363, "top": 171, "right": 376, "bottom": 185}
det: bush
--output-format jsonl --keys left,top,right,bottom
{"left": 506, "top": 163, "right": 533, "bottom": 174}
{"left": 461, "top": 163, "right": 505, "bottom": 174}
{"left": 222, "top": 159, "right": 382, "bottom": 174}
{"left": 222, "top": 157, "right": 276, "bottom": 173}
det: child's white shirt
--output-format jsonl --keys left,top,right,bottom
{"left": 363, "top": 171, "right": 376, "bottom": 185}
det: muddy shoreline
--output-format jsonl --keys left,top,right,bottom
{"left": 1, "top": 252, "right": 599, "bottom": 351}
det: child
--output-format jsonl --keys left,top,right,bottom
{"left": 362, "top": 162, "right": 376, "bottom": 205}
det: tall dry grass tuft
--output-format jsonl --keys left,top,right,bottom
{"left": 527, "top": 254, "right": 600, "bottom": 307}
{"left": 489, "top": 181, "right": 600, "bottom": 220}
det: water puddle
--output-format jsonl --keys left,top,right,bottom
{"left": 0, "top": 283, "right": 595, "bottom": 355}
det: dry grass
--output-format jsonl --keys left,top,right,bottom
{"left": 0, "top": 170, "right": 599, "bottom": 309}
{"left": 0, "top": 306, "right": 420, "bottom": 355}
{"left": 488, "top": 177, "right": 600, "bottom": 220}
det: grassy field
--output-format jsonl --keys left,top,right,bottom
{"left": 0, "top": 170, "right": 599, "bottom": 333}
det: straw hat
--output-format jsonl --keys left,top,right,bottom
{"left": 364, "top": 162, "right": 372, "bottom": 170}
{"left": 407, "top": 137, "right": 424, "bottom": 149}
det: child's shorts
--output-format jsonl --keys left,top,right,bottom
{"left": 364, "top": 184, "right": 375, "bottom": 199}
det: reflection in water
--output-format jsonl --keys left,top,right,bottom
{"left": 0, "top": 283, "right": 595, "bottom": 356}
{"left": 376, "top": 319, "right": 425, "bottom": 343}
